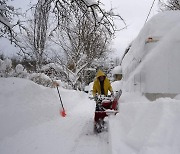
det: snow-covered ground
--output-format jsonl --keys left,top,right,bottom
{"left": 0, "top": 77, "right": 109, "bottom": 154}
{"left": 1, "top": 77, "right": 180, "bottom": 154}
{"left": 110, "top": 92, "right": 180, "bottom": 154}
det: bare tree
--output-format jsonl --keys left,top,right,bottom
{"left": 50, "top": 0, "right": 126, "bottom": 36}
{"left": 2, "top": 0, "right": 125, "bottom": 58}
{"left": 33, "top": 0, "right": 51, "bottom": 70}
{"left": 20, "top": 0, "right": 51, "bottom": 71}
{"left": 50, "top": 6, "right": 112, "bottom": 89}
{"left": 159, "top": 0, "right": 180, "bottom": 10}
{"left": 0, "top": 0, "right": 27, "bottom": 51}
{"left": 0, "top": 0, "right": 14, "bottom": 37}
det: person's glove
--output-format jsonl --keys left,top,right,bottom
{"left": 94, "top": 94, "right": 98, "bottom": 102}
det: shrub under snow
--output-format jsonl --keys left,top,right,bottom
{"left": 29, "top": 73, "right": 52, "bottom": 87}
{"left": 0, "top": 58, "right": 54, "bottom": 87}
{"left": 14, "top": 64, "right": 28, "bottom": 78}
{"left": 0, "top": 58, "right": 13, "bottom": 77}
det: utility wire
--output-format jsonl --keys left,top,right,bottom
{"left": 144, "top": 0, "right": 156, "bottom": 25}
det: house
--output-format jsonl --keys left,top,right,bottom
{"left": 121, "top": 11, "right": 180, "bottom": 100}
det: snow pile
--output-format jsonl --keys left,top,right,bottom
{"left": 0, "top": 78, "right": 57, "bottom": 141}
{"left": 122, "top": 11, "right": 180, "bottom": 70}
{"left": 1, "top": 77, "right": 180, "bottom": 154}
{"left": 109, "top": 92, "right": 180, "bottom": 154}
{"left": 0, "top": 77, "right": 96, "bottom": 154}
{"left": 121, "top": 11, "right": 180, "bottom": 93}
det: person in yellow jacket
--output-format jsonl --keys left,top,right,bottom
{"left": 92, "top": 70, "right": 113, "bottom": 98}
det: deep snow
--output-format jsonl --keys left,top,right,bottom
{"left": 110, "top": 93, "right": 180, "bottom": 154}
{"left": 0, "top": 77, "right": 109, "bottom": 154}
{"left": 121, "top": 11, "right": 180, "bottom": 93}
{"left": 1, "top": 77, "right": 180, "bottom": 154}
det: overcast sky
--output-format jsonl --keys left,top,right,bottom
{"left": 0, "top": 0, "right": 159, "bottom": 58}
{"left": 101, "top": 0, "right": 159, "bottom": 58}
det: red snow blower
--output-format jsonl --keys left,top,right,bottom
{"left": 94, "top": 90, "right": 122, "bottom": 133}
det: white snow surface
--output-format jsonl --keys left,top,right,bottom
{"left": 111, "top": 66, "right": 122, "bottom": 75}
{"left": 121, "top": 11, "right": 180, "bottom": 93}
{"left": 0, "top": 77, "right": 108, "bottom": 154}
{"left": 1, "top": 77, "right": 180, "bottom": 154}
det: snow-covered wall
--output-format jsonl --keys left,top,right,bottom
{"left": 121, "top": 11, "right": 180, "bottom": 94}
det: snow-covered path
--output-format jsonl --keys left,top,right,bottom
{"left": 0, "top": 78, "right": 110, "bottom": 154}
{"left": 0, "top": 106, "right": 109, "bottom": 154}
{"left": 2, "top": 78, "right": 180, "bottom": 154}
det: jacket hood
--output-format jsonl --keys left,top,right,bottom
{"left": 96, "top": 70, "right": 105, "bottom": 78}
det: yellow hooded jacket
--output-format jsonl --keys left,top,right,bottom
{"left": 92, "top": 70, "right": 113, "bottom": 96}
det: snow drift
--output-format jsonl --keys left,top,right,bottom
{"left": 1, "top": 77, "right": 180, "bottom": 154}
{"left": 110, "top": 92, "right": 180, "bottom": 154}
{"left": 0, "top": 77, "right": 103, "bottom": 154}
{"left": 121, "top": 11, "right": 180, "bottom": 99}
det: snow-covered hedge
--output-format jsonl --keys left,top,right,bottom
{"left": 29, "top": 73, "right": 52, "bottom": 87}
{"left": 14, "top": 64, "right": 28, "bottom": 78}
{"left": 0, "top": 58, "right": 55, "bottom": 88}
{"left": 0, "top": 58, "right": 13, "bottom": 77}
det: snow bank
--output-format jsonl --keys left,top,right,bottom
{"left": 109, "top": 92, "right": 180, "bottom": 154}
{"left": 0, "top": 77, "right": 91, "bottom": 141}
{"left": 0, "top": 78, "right": 55, "bottom": 140}
{"left": 1, "top": 77, "right": 180, "bottom": 154}
{"left": 0, "top": 77, "right": 104, "bottom": 154}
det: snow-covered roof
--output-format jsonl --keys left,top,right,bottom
{"left": 121, "top": 11, "right": 180, "bottom": 93}
{"left": 122, "top": 11, "right": 180, "bottom": 71}
{"left": 111, "top": 66, "right": 122, "bottom": 75}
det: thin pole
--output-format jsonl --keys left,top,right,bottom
{"left": 56, "top": 86, "right": 65, "bottom": 110}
